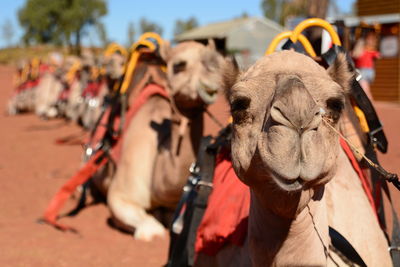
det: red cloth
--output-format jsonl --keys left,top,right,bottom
{"left": 39, "top": 64, "right": 50, "bottom": 74}
{"left": 354, "top": 50, "right": 380, "bottom": 69}
{"left": 82, "top": 81, "right": 104, "bottom": 98}
{"left": 195, "top": 139, "right": 377, "bottom": 255}
{"left": 58, "top": 88, "right": 70, "bottom": 101}
{"left": 195, "top": 149, "right": 250, "bottom": 256}
{"left": 14, "top": 78, "right": 40, "bottom": 95}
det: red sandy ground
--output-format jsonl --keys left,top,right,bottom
{"left": 0, "top": 65, "right": 399, "bottom": 266}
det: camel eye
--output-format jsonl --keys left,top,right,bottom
{"left": 231, "top": 96, "right": 250, "bottom": 112}
{"left": 173, "top": 61, "right": 186, "bottom": 74}
{"left": 231, "top": 96, "right": 251, "bottom": 124}
{"left": 326, "top": 97, "right": 345, "bottom": 122}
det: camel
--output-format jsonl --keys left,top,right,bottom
{"left": 195, "top": 50, "right": 391, "bottom": 266}
{"left": 79, "top": 52, "right": 125, "bottom": 130}
{"left": 65, "top": 56, "right": 86, "bottom": 122}
{"left": 7, "top": 59, "right": 37, "bottom": 115}
{"left": 106, "top": 40, "right": 225, "bottom": 241}
{"left": 53, "top": 55, "right": 84, "bottom": 121}
{"left": 35, "top": 53, "right": 64, "bottom": 119}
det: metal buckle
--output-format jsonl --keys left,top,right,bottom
{"left": 388, "top": 246, "right": 400, "bottom": 252}
{"left": 368, "top": 125, "right": 384, "bottom": 148}
{"left": 196, "top": 180, "right": 213, "bottom": 190}
{"left": 355, "top": 69, "right": 362, "bottom": 82}
{"left": 369, "top": 125, "right": 383, "bottom": 136}
{"left": 189, "top": 162, "right": 200, "bottom": 175}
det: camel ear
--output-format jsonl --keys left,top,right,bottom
{"left": 159, "top": 40, "right": 171, "bottom": 62}
{"left": 327, "top": 53, "right": 353, "bottom": 92}
{"left": 221, "top": 56, "right": 240, "bottom": 100}
{"left": 207, "top": 39, "right": 216, "bottom": 51}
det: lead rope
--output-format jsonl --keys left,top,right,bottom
{"left": 321, "top": 117, "right": 400, "bottom": 190}
{"left": 204, "top": 108, "right": 225, "bottom": 129}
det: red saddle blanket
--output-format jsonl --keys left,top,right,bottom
{"left": 195, "top": 139, "right": 376, "bottom": 256}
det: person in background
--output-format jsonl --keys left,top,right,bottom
{"left": 352, "top": 31, "right": 381, "bottom": 100}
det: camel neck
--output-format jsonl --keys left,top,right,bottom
{"left": 248, "top": 188, "right": 329, "bottom": 267}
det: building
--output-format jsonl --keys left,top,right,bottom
{"left": 356, "top": 0, "right": 399, "bottom": 102}
{"left": 175, "top": 17, "right": 284, "bottom": 68}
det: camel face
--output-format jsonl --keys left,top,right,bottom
{"left": 164, "top": 41, "right": 224, "bottom": 108}
{"left": 104, "top": 53, "right": 125, "bottom": 80}
{"left": 224, "top": 51, "right": 351, "bottom": 211}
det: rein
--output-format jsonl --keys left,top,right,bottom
{"left": 321, "top": 116, "right": 400, "bottom": 191}
{"left": 204, "top": 108, "right": 224, "bottom": 129}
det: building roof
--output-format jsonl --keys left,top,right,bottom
{"left": 327, "top": 13, "right": 400, "bottom": 27}
{"left": 175, "top": 17, "right": 284, "bottom": 41}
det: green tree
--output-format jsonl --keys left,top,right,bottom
{"left": 18, "top": 0, "right": 65, "bottom": 44}
{"left": 1, "top": 19, "right": 14, "bottom": 47}
{"left": 139, "top": 18, "right": 163, "bottom": 36}
{"left": 261, "top": 0, "right": 308, "bottom": 25}
{"left": 261, "top": 0, "right": 281, "bottom": 23}
{"left": 173, "top": 17, "right": 198, "bottom": 36}
{"left": 261, "top": 0, "right": 328, "bottom": 25}
{"left": 127, "top": 22, "right": 135, "bottom": 46}
{"left": 18, "top": 0, "right": 107, "bottom": 54}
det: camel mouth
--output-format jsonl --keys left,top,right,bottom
{"left": 271, "top": 174, "right": 304, "bottom": 192}
{"left": 197, "top": 82, "right": 218, "bottom": 105}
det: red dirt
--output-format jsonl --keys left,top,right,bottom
{"left": 0, "top": 66, "right": 168, "bottom": 267}
{"left": 0, "top": 64, "right": 399, "bottom": 266}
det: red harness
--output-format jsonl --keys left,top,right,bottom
{"left": 14, "top": 78, "right": 40, "bottom": 95}
{"left": 14, "top": 63, "right": 50, "bottom": 95}
{"left": 82, "top": 81, "right": 104, "bottom": 98}
{"left": 195, "top": 139, "right": 377, "bottom": 256}
{"left": 42, "top": 84, "right": 169, "bottom": 231}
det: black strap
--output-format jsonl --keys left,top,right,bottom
{"left": 166, "top": 136, "right": 215, "bottom": 267}
{"left": 166, "top": 126, "right": 231, "bottom": 267}
{"left": 186, "top": 140, "right": 216, "bottom": 266}
{"left": 329, "top": 227, "right": 367, "bottom": 267}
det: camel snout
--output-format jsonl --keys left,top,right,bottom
{"left": 271, "top": 77, "right": 322, "bottom": 134}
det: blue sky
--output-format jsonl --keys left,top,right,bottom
{"left": 0, "top": 0, "right": 355, "bottom": 48}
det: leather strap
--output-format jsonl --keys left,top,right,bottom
{"left": 167, "top": 126, "right": 232, "bottom": 267}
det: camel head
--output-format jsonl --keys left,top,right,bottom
{"left": 223, "top": 50, "right": 352, "bottom": 217}
{"left": 161, "top": 40, "right": 224, "bottom": 111}
{"left": 103, "top": 53, "right": 125, "bottom": 80}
